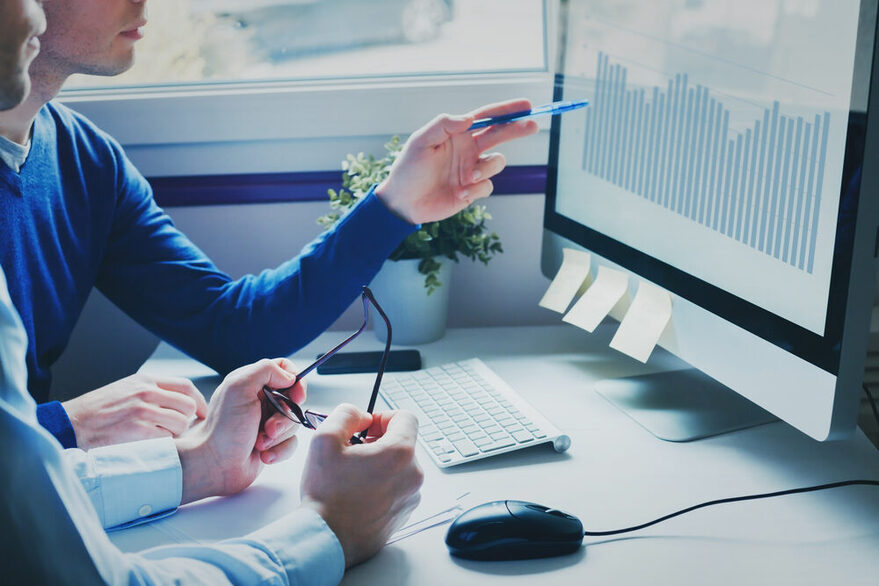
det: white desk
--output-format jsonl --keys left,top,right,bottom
{"left": 112, "top": 324, "right": 879, "bottom": 585}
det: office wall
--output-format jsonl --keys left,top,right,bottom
{"left": 50, "top": 193, "right": 555, "bottom": 400}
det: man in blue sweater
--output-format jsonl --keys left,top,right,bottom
{"left": 0, "top": 0, "right": 538, "bottom": 449}
{"left": 2, "top": 3, "right": 424, "bottom": 581}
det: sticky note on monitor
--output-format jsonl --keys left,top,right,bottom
{"left": 539, "top": 248, "right": 591, "bottom": 313}
{"left": 609, "top": 280, "right": 672, "bottom": 363}
{"left": 562, "top": 265, "right": 628, "bottom": 332}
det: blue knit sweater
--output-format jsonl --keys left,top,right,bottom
{"left": 0, "top": 102, "right": 414, "bottom": 447}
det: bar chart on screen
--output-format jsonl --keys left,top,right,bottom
{"left": 553, "top": 3, "right": 859, "bottom": 335}
{"left": 580, "top": 52, "right": 831, "bottom": 274}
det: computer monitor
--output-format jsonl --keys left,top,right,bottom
{"left": 542, "top": 0, "right": 879, "bottom": 441}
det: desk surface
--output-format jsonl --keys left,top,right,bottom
{"left": 113, "top": 324, "right": 879, "bottom": 585}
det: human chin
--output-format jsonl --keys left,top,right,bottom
{"left": 83, "top": 49, "right": 136, "bottom": 77}
{"left": 0, "top": 70, "right": 30, "bottom": 111}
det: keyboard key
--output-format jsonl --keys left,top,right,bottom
{"left": 511, "top": 430, "right": 534, "bottom": 443}
{"left": 447, "top": 431, "right": 466, "bottom": 442}
{"left": 452, "top": 439, "right": 479, "bottom": 457}
{"left": 480, "top": 438, "right": 516, "bottom": 452}
{"left": 473, "top": 437, "right": 494, "bottom": 448}
{"left": 422, "top": 431, "right": 443, "bottom": 442}
{"left": 438, "top": 439, "right": 457, "bottom": 454}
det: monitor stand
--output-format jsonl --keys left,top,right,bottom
{"left": 594, "top": 369, "right": 778, "bottom": 442}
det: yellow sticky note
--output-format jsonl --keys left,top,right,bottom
{"left": 562, "top": 265, "right": 628, "bottom": 332}
{"left": 609, "top": 281, "right": 672, "bottom": 363}
{"left": 539, "top": 248, "right": 591, "bottom": 313}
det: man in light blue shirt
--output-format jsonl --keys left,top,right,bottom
{"left": 0, "top": 3, "right": 424, "bottom": 580}
{"left": 1, "top": 267, "right": 423, "bottom": 581}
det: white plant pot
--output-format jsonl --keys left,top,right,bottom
{"left": 368, "top": 257, "right": 452, "bottom": 345}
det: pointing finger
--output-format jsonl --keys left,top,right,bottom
{"left": 474, "top": 119, "right": 539, "bottom": 153}
{"left": 467, "top": 98, "right": 533, "bottom": 120}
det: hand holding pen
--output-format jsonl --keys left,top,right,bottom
{"left": 468, "top": 99, "right": 589, "bottom": 130}
{"left": 374, "top": 98, "right": 541, "bottom": 224}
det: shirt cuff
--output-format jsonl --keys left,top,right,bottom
{"left": 86, "top": 437, "right": 182, "bottom": 530}
{"left": 36, "top": 401, "right": 77, "bottom": 448}
{"left": 250, "top": 507, "right": 345, "bottom": 586}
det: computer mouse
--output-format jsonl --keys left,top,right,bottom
{"left": 445, "top": 500, "right": 584, "bottom": 561}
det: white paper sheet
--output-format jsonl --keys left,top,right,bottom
{"left": 562, "top": 265, "right": 628, "bottom": 332}
{"left": 609, "top": 280, "right": 672, "bottom": 363}
{"left": 538, "top": 248, "right": 592, "bottom": 313}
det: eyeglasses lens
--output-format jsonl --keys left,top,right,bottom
{"left": 263, "top": 388, "right": 304, "bottom": 425}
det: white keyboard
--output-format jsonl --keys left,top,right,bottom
{"left": 379, "top": 358, "right": 571, "bottom": 468}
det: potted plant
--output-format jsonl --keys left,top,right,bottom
{"left": 318, "top": 136, "right": 503, "bottom": 344}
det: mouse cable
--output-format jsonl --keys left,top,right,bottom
{"left": 864, "top": 383, "right": 879, "bottom": 428}
{"left": 583, "top": 479, "right": 879, "bottom": 537}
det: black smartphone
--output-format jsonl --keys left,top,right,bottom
{"left": 316, "top": 349, "right": 422, "bottom": 375}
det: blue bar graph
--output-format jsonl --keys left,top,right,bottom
{"left": 581, "top": 53, "right": 829, "bottom": 273}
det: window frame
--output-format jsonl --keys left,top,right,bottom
{"left": 57, "top": 1, "right": 559, "bottom": 178}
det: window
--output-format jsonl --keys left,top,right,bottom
{"left": 66, "top": 0, "right": 547, "bottom": 88}
{"left": 60, "top": 0, "right": 554, "bottom": 176}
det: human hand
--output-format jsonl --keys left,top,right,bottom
{"left": 299, "top": 404, "right": 423, "bottom": 568}
{"left": 375, "top": 98, "right": 539, "bottom": 224}
{"left": 174, "top": 358, "right": 306, "bottom": 504}
{"left": 63, "top": 373, "right": 209, "bottom": 450}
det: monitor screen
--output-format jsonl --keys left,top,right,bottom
{"left": 543, "top": 0, "right": 879, "bottom": 440}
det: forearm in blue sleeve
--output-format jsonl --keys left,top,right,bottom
{"left": 36, "top": 401, "right": 77, "bottom": 448}
{"left": 97, "top": 182, "right": 415, "bottom": 375}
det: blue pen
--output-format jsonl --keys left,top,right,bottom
{"left": 468, "top": 99, "right": 590, "bottom": 130}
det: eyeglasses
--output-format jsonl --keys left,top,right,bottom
{"left": 261, "top": 286, "right": 392, "bottom": 443}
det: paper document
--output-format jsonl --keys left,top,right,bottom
{"left": 539, "top": 248, "right": 591, "bottom": 313}
{"left": 609, "top": 281, "right": 672, "bottom": 363}
{"left": 562, "top": 265, "right": 628, "bottom": 332}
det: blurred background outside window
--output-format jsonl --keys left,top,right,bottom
{"left": 64, "top": 0, "right": 547, "bottom": 90}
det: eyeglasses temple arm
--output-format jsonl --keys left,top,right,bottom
{"left": 292, "top": 294, "right": 371, "bottom": 382}
{"left": 362, "top": 286, "right": 391, "bottom": 416}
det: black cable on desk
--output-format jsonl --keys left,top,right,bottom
{"left": 583, "top": 479, "right": 879, "bottom": 537}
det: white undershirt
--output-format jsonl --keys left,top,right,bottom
{"left": 0, "top": 132, "right": 30, "bottom": 173}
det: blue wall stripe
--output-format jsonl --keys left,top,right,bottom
{"left": 149, "top": 165, "right": 549, "bottom": 208}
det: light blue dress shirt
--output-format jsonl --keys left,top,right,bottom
{"left": 0, "top": 267, "right": 346, "bottom": 584}
{"left": 66, "top": 437, "right": 181, "bottom": 530}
